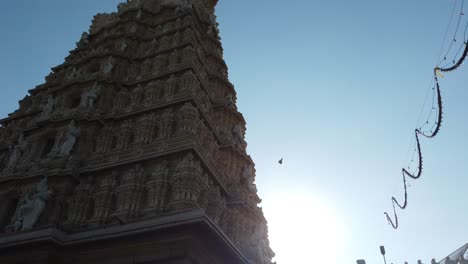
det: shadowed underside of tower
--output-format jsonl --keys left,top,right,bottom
{"left": 0, "top": 0, "right": 274, "bottom": 263}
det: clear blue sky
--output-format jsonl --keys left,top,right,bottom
{"left": 1, "top": 1, "right": 467, "bottom": 263}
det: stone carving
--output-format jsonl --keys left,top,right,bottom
{"left": 91, "top": 13, "right": 118, "bottom": 34}
{"left": 101, "top": 57, "right": 115, "bottom": 75}
{"left": 158, "top": 109, "right": 173, "bottom": 139}
{"left": 59, "top": 120, "right": 81, "bottom": 156}
{"left": 41, "top": 95, "right": 55, "bottom": 118}
{"left": 14, "top": 177, "right": 52, "bottom": 231}
{"left": 113, "top": 164, "right": 146, "bottom": 221}
{"left": 232, "top": 124, "right": 246, "bottom": 145}
{"left": 242, "top": 164, "right": 257, "bottom": 192}
{"left": 130, "top": 24, "right": 137, "bottom": 34}
{"left": 80, "top": 83, "right": 101, "bottom": 109}
{"left": 7, "top": 133, "right": 28, "bottom": 168}
{"left": 207, "top": 13, "right": 220, "bottom": 38}
{"left": 175, "top": 0, "right": 192, "bottom": 14}
{"left": 226, "top": 94, "right": 235, "bottom": 110}
{"left": 136, "top": 10, "right": 143, "bottom": 20}
{"left": 0, "top": 1, "right": 275, "bottom": 262}
{"left": 131, "top": 84, "right": 144, "bottom": 106}
{"left": 113, "top": 87, "right": 129, "bottom": 112}
{"left": 76, "top": 32, "right": 89, "bottom": 48}
{"left": 120, "top": 41, "right": 128, "bottom": 52}
{"left": 146, "top": 160, "right": 170, "bottom": 211}
{"left": 66, "top": 67, "right": 81, "bottom": 81}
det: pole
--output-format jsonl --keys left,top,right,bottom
{"left": 380, "top": 246, "right": 387, "bottom": 264}
{"left": 382, "top": 255, "right": 387, "bottom": 264}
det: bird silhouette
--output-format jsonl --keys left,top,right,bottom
{"left": 278, "top": 158, "right": 283, "bottom": 165}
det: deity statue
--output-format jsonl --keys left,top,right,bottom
{"left": 59, "top": 120, "right": 81, "bottom": 156}
{"left": 41, "top": 95, "right": 55, "bottom": 118}
{"left": 226, "top": 94, "right": 235, "bottom": 110}
{"left": 76, "top": 32, "right": 89, "bottom": 48}
{"left": 120, "top": 41, "right": 128, "bottom": 52}
{"left": 232, "top": 124, "right": 246, "bottom": 145}
{"left": 242, "top": 164, "right": 257, "bottom": 192}
{"left": 14, "top": 177, "right": 52, "bottom": 231}
{"left": 175, "top": 0, "right": 192, "bottom": 14}
{"left": 113, "top": 87, "right": 129, "bottom": 112}
{"left": 7, "top": 134, "right": 28, "bottom": 168}
{"left": 101, "top": 57, "right": 115, "bottom": 75}
{"left": 80, "top": 83, "right": 101, "bottom": 109}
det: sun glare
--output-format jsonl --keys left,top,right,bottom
{"left": 263, "top": 191, "right": 343, "bottom": 264}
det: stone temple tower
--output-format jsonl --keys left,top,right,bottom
{"left": 0, "top": 0, "right": 274, "bottom": 263}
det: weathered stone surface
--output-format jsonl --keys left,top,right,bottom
{"left": 0, "top": 0, "right": 274, "bottom": 263}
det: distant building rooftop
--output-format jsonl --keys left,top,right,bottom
{"left": 438, "top": 243, "right": 468, "bottom": 264}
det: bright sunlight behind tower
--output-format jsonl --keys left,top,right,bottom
{"left": 263, "top": 191, "right": 344, "bottom": 264}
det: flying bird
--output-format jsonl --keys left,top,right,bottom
{"left": 278, "top": 158, "right": 283, "bottom": 165}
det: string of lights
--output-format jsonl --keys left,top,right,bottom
{"left": 384, "top": 0, "right": 468, "bottom": 229}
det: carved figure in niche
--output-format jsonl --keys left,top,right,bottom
{"left": 117, "top": 3, "right": 127, "bottom": 13}
{"left": 232, "top": 124, "right": 246, "bottom": 145}
{"left": 14, "top": 177, "right": 52, "bottom": 231}
{"left": 113, "top": 87, "right": 129, "bottom": 112}
{"left": 159, "top": 36, "right": 169, "bottom": 50}
{"left": 130, "top": 24, "right": 137, "bottom": 34}
{"left": 59, "top": 120, "right": 81, "bottom": 156}
{"left": 183, "top": 46, "right": 195, "bottom": 63}
{"left": 135, "top": 114, "right": 155, "bottom": 144}
{"left": 128, "top": 63, "right": 140, "bottom": 81}
{"left": 179, "top": 70, "right": 195, "bottom": 92}
{"left": 76, "top": 32, "right": 89, "bottom": 48}
{"left": 207, "top": 13, "right": 219, "bottom": 36}
{"left": 101, "top": 57, "right": 115, "bottom": 75}
{"left": 149, "top": 38, "right": 158, "bottom": 53}
{"left": 131, "top": 84, "right": 144, "bottom": 107}
{"left": 142, "top": 59, "right": 153, "bottom": 76}
{"left": 7, "top": 133, "right": 28, "bottom": 168}
{"left": 169, "top": 50, "right": 179, "bottom": 68}
{"left": 176, "top": 152, "right": 198, "bottom": 170}
{"left": 96, "top": 125, "right": 113, "bottom": 153}
{"left": 135, "top": 164, "right": 146, "bottom": 179}
{"left": 144, "top": 86, "right": 154, "bottom": 106}
{"left": 242, "top": 164, "right": 257, "bottom": 193}
{"left": 18, "top": 96, "right": 32, "bottom": 112}
{"left": 116, "top": 121, "right": 132, "bottom": 149}
{"left": 120, "top": 41, "right": 128, "bottom": 52}
{"left": 153, "top": 56, "right": 163, "bottom": 72}
{"left": 41, "top": 95, "right": 55, "bottom": 118}
{"left": 80, "top": 83, "right": 101, "bottom": 109}
{"left": 226, "top": 94, "right": 235, "bottom": 110}
{"left": 67, "top": 67, "right": 81, "bottom": 81}
{"left": 175, "top": 0, "right": 192, "bottom": 14}
{"left": 165, "top": 75, "right": 177, "bottom": 98}
{"left": 131, "top": 0, "right": 144, "bottom": 9}
{"left": 183, "top": 28, "right": 195, "bottom": 43}
{"left": 200, "top": 95, "right": 210, "bottom": 113}
{"left": 136, "top": 10, "right": 143, "bottom": 20}
{"left": 159, "top": 109, "right": 172, "bottom": 139}
{"left": 146, "top": 160, "right": 169, "bottom": 210}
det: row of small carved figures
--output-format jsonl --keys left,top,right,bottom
{"left": 46, "top": 46, "right": 226, "bottom": 100}
{"left": 0, "top": 109, "right": 244, "bottom": 178}
{"left": 69, "top": 9, "right": 222, "bottom": 72}
{"left": 3, "top": 152, "right": 258, "bottom": 234}
{"left": 87, "top": 0, "right": 219, "bottom": 41}
{"left": 1, "top": 155, "right": 215, "bottom": 232}
{"left": 73, "top": 26, "right": 200, "bottom": 65}
{"left": 1, "top": 70, "right": 236, "bottom": 139}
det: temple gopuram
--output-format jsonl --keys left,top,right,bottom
{"left": 0, "top": 1, "right": 275, "bottom": 263}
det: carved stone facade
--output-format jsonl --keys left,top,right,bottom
{"left": 0, "top": 0, "right": 274, "bottom": 263}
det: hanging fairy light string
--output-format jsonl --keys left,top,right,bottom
{"left": 384, "top": 0, "right": 468, "bottom": 229}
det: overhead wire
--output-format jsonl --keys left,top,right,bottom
{"left": 384, "top": 0, "right": 468, "bottom": 229}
